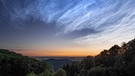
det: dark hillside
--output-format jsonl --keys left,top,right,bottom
{"left": 0, "top": 49, "right": 45, "bottom": 76}
{"left": 63, "top": 38, "right": 135, "bottom": 76}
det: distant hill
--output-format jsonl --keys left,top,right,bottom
{"left": 43, "top": 58, "right": 72, "bottom": 71}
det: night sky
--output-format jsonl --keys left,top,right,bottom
{"left": 0, "top": 0, "right": 135, "bottom": 56}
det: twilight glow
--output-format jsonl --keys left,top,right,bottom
{"left": 0, "top": 0, "right": 135, "bottom": 56}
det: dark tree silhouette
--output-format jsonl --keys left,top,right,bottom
{"left": 63, "top": 38, "right": 135, "bottom": 76}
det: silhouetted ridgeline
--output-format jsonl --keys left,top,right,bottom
{"left": 63, "top": 38, "right": 135, "bottom": 76}
{"left": 0, "top": 49, "right": 66, "bottom": 76}
{"left": 1, "top": 38, "right": 135, "bottom": 76}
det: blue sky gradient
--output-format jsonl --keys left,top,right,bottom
{"left": 0, "top": 0, "right": 135, "bottom": 56}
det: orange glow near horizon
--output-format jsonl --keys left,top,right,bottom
{"left": 13, "top": 48, "right": 101, "bottom": 57}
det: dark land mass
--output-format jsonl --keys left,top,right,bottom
{"left": 1, "top": 38, "right": 135, "bottom": 76}
{"left": 63, "top": 38, "right": 135, "bottom": 76}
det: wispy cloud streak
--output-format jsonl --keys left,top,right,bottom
{"left": 0, "top": 0, "right": 135, "bottom": 51}
{"left": 68, "top": 0, "right": 135, "bottom": 49}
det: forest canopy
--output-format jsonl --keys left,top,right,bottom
{"left": 1, "top": 38, "right": 135, "bottom": 76}
{"left": 63, "top": 38, "right": 135, "bottom": 76}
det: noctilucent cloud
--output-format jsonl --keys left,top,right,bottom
{"left": 0, "top": 0, "right": 135, "bottom": 56}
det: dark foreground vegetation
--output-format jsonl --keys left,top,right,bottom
{"left": 1, "top": 38, "right": 135, "bottom": 76}
{"left": 63, "top": 38, "right": 135, "bottom": 76}
{"left": 0, "top": 49, "right": 66, "bottom": 76}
